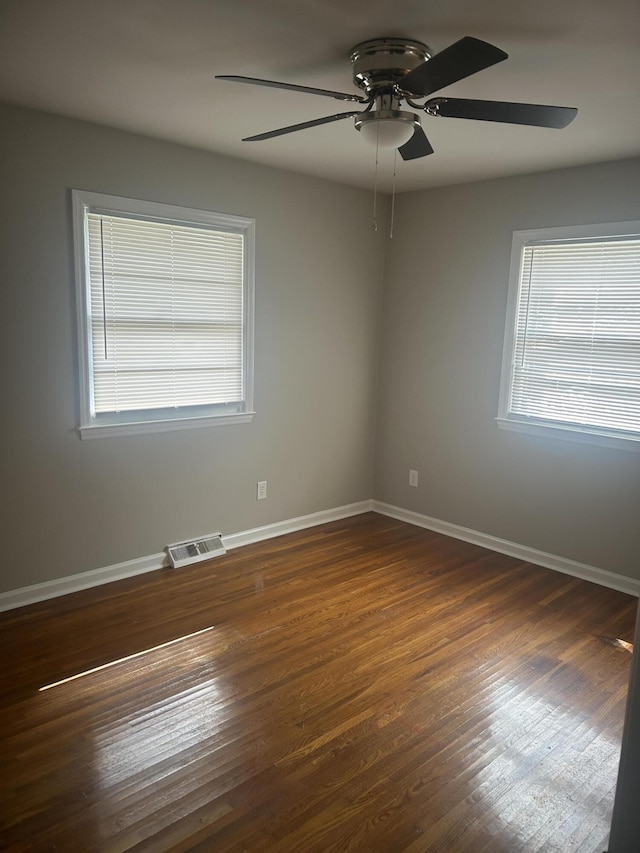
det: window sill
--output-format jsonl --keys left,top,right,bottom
{"left": 79, "top": 411, "right": 256, "bottom": 439}
{"left": 496, "top": 416, "right": 640, "bottom": 453}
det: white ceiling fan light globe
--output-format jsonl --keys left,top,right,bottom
{"left": 359, "top": 117, "right": 415, "bottom": 148}
{"left": 355, "top": 110, "right": 419, "bottom": 150}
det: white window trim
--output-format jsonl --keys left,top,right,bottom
{"left": 497, "top": 220, "right": 640, "bottom": 453}
{"left": 72, "top": 190, "right": 255, "bottom": 439}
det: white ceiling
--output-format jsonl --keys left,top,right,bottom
{"left": 1, "top": 0, "right": 639, "bottom": 193}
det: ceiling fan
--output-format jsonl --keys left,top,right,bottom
{"left": 216, "top": 36, "right": 577, "bottom": 160}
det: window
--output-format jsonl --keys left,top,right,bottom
{"left": 497, "top": 221, "right": 640, "bottom": 450}
{"left": 72, "top": 191, "right": 255, "bottom": 438}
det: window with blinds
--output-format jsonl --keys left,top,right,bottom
{"left": 73, "top": 191, "right": 255, "bottom": 438}
{"left": 498, "top": 222, "right": 640, "bottom": 449}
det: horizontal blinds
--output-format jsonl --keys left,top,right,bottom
{"left": 87, "top": 213, "right": 244, "bottom": 414}
{"left": 510, "top": 236, "right": 640, "bottom": 434}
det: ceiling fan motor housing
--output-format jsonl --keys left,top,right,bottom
{"left": 349, "top": 38, "right": 431, "bottom": 94}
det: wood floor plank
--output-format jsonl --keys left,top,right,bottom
{"left": 0, "top": 513, "right": 635, "bottom": 851}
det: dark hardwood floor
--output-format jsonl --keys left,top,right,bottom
{"left": 0, "top": 513, "right": 636, "bottom": 852}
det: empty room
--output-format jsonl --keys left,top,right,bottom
{"left": 1, "top": 1, "right": 639, "bottom": 851}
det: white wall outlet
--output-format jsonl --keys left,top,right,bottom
{"left": 257, "top": 480, "right": 268, "bottom": 500}
{"left": 409, "top": 469, "right": 419, "bottom": 487}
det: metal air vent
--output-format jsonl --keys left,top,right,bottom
{"left": 166, "top": 533, "right": 226, "bottom": 569}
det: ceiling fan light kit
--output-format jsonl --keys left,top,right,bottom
{"left": 356, "top": 111, "right": 418, "bottom": 148}
{"left": 216, "top": 34, "right": 577, "bottom": 160}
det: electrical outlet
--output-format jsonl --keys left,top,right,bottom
{"left": 409, "top": 469, "right": 419, "bottom": 487}
{"left": 257, "top": 480, "right": 268, "bottom": 500}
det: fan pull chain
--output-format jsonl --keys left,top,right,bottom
{"left": 390, "top": 149, "right": 398, "bottom": 239}
{"left": 372, "top": 122, "right": 380, "bottom": 231}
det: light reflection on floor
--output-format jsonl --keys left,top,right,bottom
{"left": 39, "top": 626, "right": 217, "bottom": 691}
{"left": 464, "top": 665, "right": 623, "bottom": 850}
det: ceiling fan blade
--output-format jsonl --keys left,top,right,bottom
{"left": 398, "top": 126, "right": 434, "bottom": 160}
{"left": 242, "top": 111, "right": 360, "bottom": 141}
{"left": 216, "top": 75, "right": 366, "bottom": 103}
{"left": 428, "top": 98, "right": 578, "bottom": 128}
{"left": 400, "top": 36, "right": 508, "bottom": 98}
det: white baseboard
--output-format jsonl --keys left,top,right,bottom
{"left": 223, "top": 500, "right": 374, "bottom": 550}
{"left": 0, "top": 500, "right": 374, "bottom": 613}
{"left": 0, "top": 552, "right": 169, "bottom": 613}
{"left": 2, "top": 497, "right": 637, "bottom": 613}
{"left": 373, "top": 500, "right": 640, "bottom": 598}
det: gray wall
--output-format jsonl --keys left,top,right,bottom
{"left": 375, "top": 158, "right": 640, "bottom": 580}
{"left": 0, "top": 103, "right": 386, "bottom": 593}
{"left": 2, "top": 100, "right": 639, "bottom": 596}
